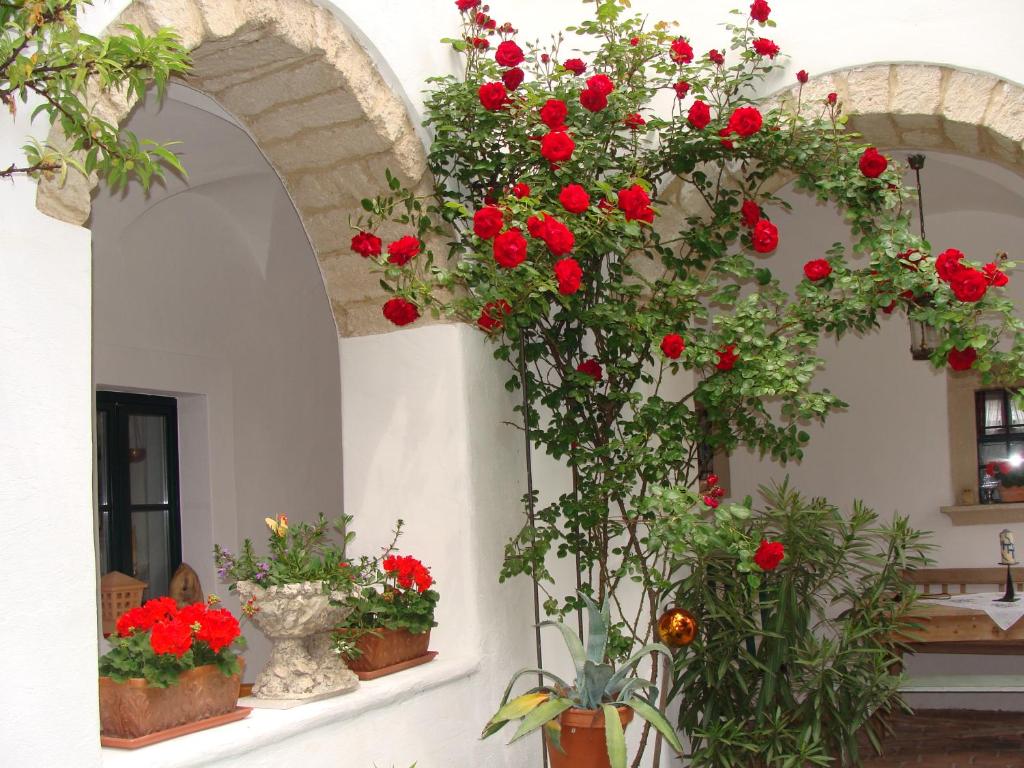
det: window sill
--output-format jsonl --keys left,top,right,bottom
{"left": 100, "top": 655, "right": 480, "bottom": 768}
{"left": 941, "top": 503, "right": 1024, "bottom": 526}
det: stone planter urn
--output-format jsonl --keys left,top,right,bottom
{"left": 236, "top": 580, "right": 358, "bottom": 701}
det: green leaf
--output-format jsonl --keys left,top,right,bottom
{"left": 625, "top": 697, "right": 683, "bottom": 753}
{"left": 508, "top": 697, "right": 574, "bottom": 743}
{"left": 602, "top": 704, "right": 627, "bottom": 768}
{"left": 482, "top": 692, "right": 550, "bottom": 738}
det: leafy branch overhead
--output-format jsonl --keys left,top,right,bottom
{"left": 0, "top": 0, "right": 190, "bottom": 188}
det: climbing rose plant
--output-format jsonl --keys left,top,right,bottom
{"left": 349, "top": 0, "right": 1022, "bottom": 758}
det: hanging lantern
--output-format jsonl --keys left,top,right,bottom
{"left": 657, "top": 607, "right": 698, "bottom": 648}
{"left": 906, "top": 154, "right": 940, "bottom": 361}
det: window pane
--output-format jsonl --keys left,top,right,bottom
{"left": 132, "top": 508, "right": 170, "bottom": 600}
{"left": 128, "top": 414, "right": 168, "bottom": 505}
{"left": 984, "top": 392, "right": 1005, "bottom": 433}
{"left": 980, "top": 442, "right": 1011, "bottom": 465}
{"left": 1011, "top": 394, "right": 1024, "bottom": 430}
{"left": 98, "top": 411, "right": 109, "bottom": 506}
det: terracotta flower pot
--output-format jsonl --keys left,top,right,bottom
{"left": 343, "top": 627, "right": 431, "bottom": 673}
{"left": 99, "top": 660, "right": 243, "bottom": 739}
{"left": 546, "top": 706, "right": 634, "bottom": 768}
{"left": 1000, "top": 484, "right": 1024, "bottom": 503}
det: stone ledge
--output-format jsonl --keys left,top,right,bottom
{"left": 941, "top": 503, "right": 1024, "bottom": 526}
{"left": 100, "top": 655, "right": 480, "bottom": 768}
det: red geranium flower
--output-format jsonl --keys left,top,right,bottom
{"left": 196, "top": 608, "right": 241, "bottom": 654}
{"left": 559, "top": 183, "right": 590, "bottom": 214}
{"left": 540, "top": 130, "right": 575, "bottom": 163}
{"left": 539, "top": 99, "right": 568, "bottom": 129}
{"left": 660, "top": 333, "right": 685, "bottom": 359}
{"left": 948, "top": 347, "right": 977, "bottom": 372}
{"left": 554, "top": 257, "right": 583, "bottom": 295}
{"left": 502, "top": 67, "right": 525, "bottom": 91}
{"left": 617, "top": 184, "right": 654, "bottom": 223}
{"left": 859, "top": 147, "right": 888, "bottom": 178}
{"left": 493, "top": 228, "right": 528, "bottom": 268}
{"left": 670, "top": 37, "right": 694, "bottom": 64}
{"left": 741, "top": 199, "right": 761, "bottom": 229}
{"left": 351, "top": 231, "right": 382, "bottom": 258}
{"left": 577, "top": 358, "right": 603, "bottom": 381}
{"left": 672, "top": 80, "right": 691, "bottom": 99}
{"left": 579, "top": 88, "right": 608, "bottom": 112}
{"left": 478, "top": 82, "right": 507, "bottom": 111}
{"left": 752, "top": 219, "right": 779, "bottom": 253}
{"left": 716, "top": 344, "right": 739, "bottom": 371}
{"left": 562, "top": 58, "right": 586, "bottom": 75}
{"left": 495, "top": 40, "right": 524, "bottom": 67}
{"left": 803, "top": 259, "right": 832, "bottom": 282}
{"left": 478, "top": 299, "right": 512, "bottom": 332}
{"left": 586, "top": 74, "right": 615, "bottom": 95}
{"left": 750, "top": 0, "right": 771, "bottom": 22}
{"left": 727, "top": 106, "right": 763, "bottom": 137}
{"left": 512, "top": 182, "right": 531, "bottom": 199}
{"left": 752, "top": 37, "right": 780, "bottom": 58}
{"left": 950, "top": 267, "right": 988, "bottom": 303}
{"left": 387, "top": 235, "right": 420, "bottom": 266}
{"left": 935, "top": 248, "right": 964, "bottom": 282}
{"left": 753, "top": 540, "right": 785, "bottom": 571}
{"left": 687, "top": 100, "right": 711, "bottom": 130}
{"left": 382, "top": 297, "right": 420, "bottom": 326}
{"left": 149, "top": 618, "right": 193, "bottom": 657}
{"left": 473, "top": 206, "right": 504, "bottom": 239}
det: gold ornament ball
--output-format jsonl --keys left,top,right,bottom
{"left": 657, "top": 608, "right": 698, "bottom": 648}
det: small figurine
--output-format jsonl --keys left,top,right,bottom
{"left": 1000, "top": 529, "right": 1018, "bottom": 565}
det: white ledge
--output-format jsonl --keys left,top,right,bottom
{"left": 940, "top": 503, "right": 1024, "bottom": 526}
{"left": 101, "top": 655, "right": 480, "bottom": 768}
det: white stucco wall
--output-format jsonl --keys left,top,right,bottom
{"left": 4, "top": 2, "right": 1024, "bottom": 767}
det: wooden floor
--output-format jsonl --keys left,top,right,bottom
{"left": 861, "top": 710, "right": 1024, "bottom": 767}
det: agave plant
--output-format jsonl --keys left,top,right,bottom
{"left": 481, "top": 594, "right": 683, "bottom": 767}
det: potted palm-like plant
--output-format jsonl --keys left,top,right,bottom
{"left": 482, "top": 594, "right": 682, "bottom": 768}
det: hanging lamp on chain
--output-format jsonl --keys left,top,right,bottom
{"left": 907, "top": 153, "right": 942, "bottom": 360}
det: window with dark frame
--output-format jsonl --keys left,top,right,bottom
{"left": 975, "top": 388, "right": 1024, "bottom": 504}
{"left": 97, "top": 391, "right": 182, "bottom": 599}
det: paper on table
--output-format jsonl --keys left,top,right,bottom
{"left": 940, "top": 592, "right": 1024, "bottom": 631}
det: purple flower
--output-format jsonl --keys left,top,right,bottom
{"left": 255, "top": 561, "right": 271, "bottom": 582}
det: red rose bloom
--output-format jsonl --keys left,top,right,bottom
{"left": 473, "top": 206, "right": 504, "bottom": 239}
{"left": 539, "top": 98, "right": 568, "bottom": 128}
{"left": 984, "top": 262, "right": 1009, "bottom": 287}
{"left": 950, "top": 267, "right": 988, "bottom": 303}
{"left": 559, "top": 183, "right": 590, "bottom": 214}
{"left": 750, "top": 0, "right": 771, "bottom": 22}
{"left": 718, "top": 127, "right": 735, "bottom": 150}
{"left": 670, "top": 37, "right": 694, "bottom": 64}
{"left": 586, "top": 74, "right": 615, "bottom": 96}
{"left": 351, "top": 231, "right": 382, "bottom": 258}
{"left": 562, "top": 58, "right": 586, "bottom": 75}
{"left": 455, "top": 0, "right": 479, "bottom": 10}
{"left": 493, "top": 228, "right": 528, "bottom": 268}
{"left": 617, "top": 184, "right": 654, "bottom": 223}
{"left": 629, "top": 36, "right": 640, "bottom": 46}
{"left": 495, "top": 40, "right": 524, "bottom": 67}
{"left": 512, "top": 182, "right": 530, "bottom": 198}
{"left": 935, "top": 248, "right": 964, "bottom": 282}
{"left": 752, "top": 37, "right": 780, "bottom": 58}
{"left": 752, "top": 219, "right": 779, "bottom": 253}
{"left": 716, "top": 344, "right": 739, "bottom": 371}
{"left": 478, "top": 299, "right": 512, "bottom": 331}
{"left": 947, "top": 347, "right": 977, "bottom": 372}
{"left": 527, "top": 214, "right": 547, "bottom": 239}
{"left": 687, "top": 100, "right": 712, "bottom": 130}
{"left": 196, "top": 608, "right": 241, "bottom": 654}
{"left": 826, "top": 92, "right": 837, "bottom": 104}
{"left": 577, "top": 359, "right": 603, "bottom": 381}
{"left": 708, "top": 49, "right": 725, "bottom": 65}
{"left": 741, "top": 199, "right": 761, "bottom": 229}
{"left": 540, "top": 130, "right": 575, "bottom": 163}
{"left": 803, "top": 259, "right": 832, "bottom": 281}
{"left": 469, "top": 36, "right": 489, "bottom": 50}
{"left": 624, "top": 112, "right": 646, "bottom": 130}
{"left": 727, "top": 106, "right": 763, "bottom": 137}
{"left": 554, "top": 257, "right": 583, "bottom": 295}
{"left": 672, "top": 80, "right": 691, "bottom": 99}
{"left": 797, "top": 69, "right": 809, "bottom": 84}
{"left": 387, "top": 235, "right": 420, "bottom": 266}
{"left": 478, "top": 81, "right": 507, "bottom": 111}
{"left": 858, "top": 147, "right": 888, "bottom": 178}
{"left": 579, "top": 88, "right": 608, "bottom": 112}
{"left": 149, "top": 618, "right": 193, "bottom": 657}
{"left": 382, "top": 297, "right": 420, "bottom": 326}
{"left": 541, "top": 217, "right": 575, "bottom": 256}
{"left": 660, "top": 333, "right": 685, "bottom": 359}
{"left": 502, "top": 67, "right": 525, "bottom": 90}
{"left": 753, "top": 540, "right": 785, "bottom": 571}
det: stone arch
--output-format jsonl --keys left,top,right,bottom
{"left": 659, "top": 63, "right": 1024, "bottom": 222}
{"left": 35, "top": 0, "right": 430, "bottom": 336}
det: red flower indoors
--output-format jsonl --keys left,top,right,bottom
{"left": 803, "top": 259, "right": 832, "bottom": 282}
{"left": 752, "top": 38, "right": 780, "bottom": 58}
{"left": 577, "top": 359, "right": 603, "bottom": 381}
{"left": 687, "top": 100, "right": 711, "bottom": 130}
{"left": 149, "top": 618, "right": 193, "bottom": 657}
{"left": 554, "top": 257, "right": 583, "bottom": 295}
{"left": 562, "top": 58, "right": 586, "bottom": 75}
{"left": 351, "top": 231, "right": 382, "bottom": 258}
{"left": 935, "top": 248, "right": 964, "bottom": 282}
{"left": 716, "top": 344, "right": 739, "bottom": 371}
{"left": 750, "top": 0, "right": 771, "bottom": 22}
{"left": 617, "top": 184, "right": 654, "bottom": 223}
{"left": 493, "top": 228, "right": 528, "bottom": 268}
{"left": 512, "top": 182, "right": 530, "bottom": 198}
{"left": 726, "top": 106, "right": 763, "bottom": 137}
{"left": 858, "top": 147, "right": 888, "bottom": 178}
{"left": 753, "top": 540, "right": 785, "bottom": 572}
{"left": 672, "top": 80, "right": 690, "bottom": 99}
{"left": 947, "top": 347, "right": 977, "bottom": 372}
{"left": 478, "top": 81, "right": 507, "bottom": 111}
{"left": 660, "top": 333, "right": 685, "bottom": 359}
{"left": 950, "top": 267, "right": 988, "bottom": 303}
{"left": 708, "top": 49, "right": 725, "bottom": 66}
{"left": 382, "top": 297, "right": 420, "bottom": 326}
{"left": 559, "top": 184, "right": 590, "bottom": 214}
{"left": 797, "top": 69, "right": 809, "bottom": 84}
{"left": 473, "top": 206, "right": 504, "bottom": 239}
{"left": 580, "top": 87, "right": 608, "bottom": 112}
{"left": 624, "top": 112, "right": 646, "bottom": 130}
{"left": 669, "top": 37, "right": 694, "bottom": 64}
{"left": 540, "top": 130, "right": 575, "bottom": 162}
{"left": 751, "top": 219, "right": 779, "bottom": 253}
{"left": 387, "top": 235, "right": 420, "bottom": 266}
{"left": 541, "top": 217, "right": 575, "bottom": 256}
{"left": 586, "top": 74, "right": 615, "bottom": 96}
{"left": 502, "top": 67, "right": 524, "bottom": 90}
{"left": 495, "top": 40, "right": 524, "bottom": 67}
{"left": 741, "top": 199, "right": 761, "bottom": 228}
{"left": 539, "top": 98, "right": 568, "bottom": 128}
{"left": 477, "top": 299, "right": 512, "bottom": 332}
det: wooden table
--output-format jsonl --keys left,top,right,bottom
{"left": 900, "top": 600, "right": 1024, "bottom": 655}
